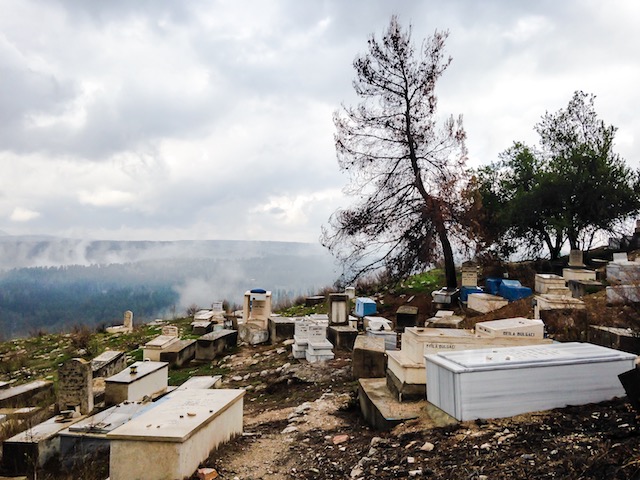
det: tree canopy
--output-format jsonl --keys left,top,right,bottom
{"left": 321, "top": 16, "right": 467, "bottom": 287}
{"left": 476, "top": 91, "right": 640, "bottom": 259}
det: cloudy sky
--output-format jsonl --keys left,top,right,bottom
{"left": 1, "top": 0, "right": 638, "bottom": 244}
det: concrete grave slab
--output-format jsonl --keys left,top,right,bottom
{"left": 107, "top": 389, "right": 244, "bottom": 480}
{"left": 159, "top": 339, "right": 197, "bottom": 368}
{"left": 104, "top": 361, "right": 168, "bottom": 406}
{"left": 196, "top": 329, "right": 238, "bottom": 361}
{"left": 0, "top": 380, "right": 53, "bottom": 408}
{"left": 91, "top": 350, "right": 126, "bottom": 379}
{"left": 467, "top": 293, "right": 508, "bottom": 313}
{"left": 3, "top": 411, "right": 86, "bottom": 475}
{"left": 426, "top": 342, "right": 636, "bottom": 421}
{"left": 352, "top": 336, "right": 386, "bottom": 379}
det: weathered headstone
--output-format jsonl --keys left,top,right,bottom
{"left": 352, "top": 336, "right": 386, "bottom": 379}
{"left": 161, "top": 325, "right": 179, "bottom": 337}
{"left": 461, "top": 263, "right": 479, "bottom": 287}
{"left": 569, "top": 249, "right": 585, "bottom": 267}
{"left": 104, "top": 361, "right": 168, "bottom": 406}
{"left": 123, "top": 310, "right": 134, "bottom": 330}
{"left": 57, "top": 358, "right": 93, "bottom": 415}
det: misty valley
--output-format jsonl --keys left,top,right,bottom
{"left": 0, "top": 238, "right": 338, "bottom": 339}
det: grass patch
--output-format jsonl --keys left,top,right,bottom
{"left": 399, "top": 269, "right": 446, "bottom": 294}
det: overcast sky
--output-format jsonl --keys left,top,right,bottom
{"left": 1, "top": 0, "right": 638, "bottom": 244}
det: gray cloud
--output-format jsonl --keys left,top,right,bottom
{"left": 0, "top": 0, "right": 638, "bottom": 244}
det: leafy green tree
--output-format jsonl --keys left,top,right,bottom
{"left": 477, "top": 91, "right": 640, "bottom": 259}
{"left": 321, "top": 16, "right": 467, "bottom": 287}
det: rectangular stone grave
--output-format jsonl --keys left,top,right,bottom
{"left": 176, "top": 376, "right": 222, "bottom": 390}
{"left": 425, "top": 314, "right": 464, "bottom": 329}
{"left": 467, "top": 293, "right": 508, "bottom": 313}
{"left": 58, "top": 358, "right": 93, "bottom": 415}
{"left": 58, "top": 400, "right": 155, "bottom": 466}
{"left": 396, "top": 305, "right": 418, "bottom": 332}
{"left": 613, "top": 252, "right": 629, "bottom": 263}
{"left": 355, "top": 298, "right": 377, "bottom": 317}
{"left": 352, "top": 336, "right": 386, "bottom": 379}
{"left": 607, "top": 260, "right": 640, "bottom": 285}
{"left": 327, "top": 326, "right": 358, "bottom": 351}
{"left": 535, "top": 274, "right": 566, "bottom": 294}
{"left": 562, "top": 268, "right": 597, "bottom": 282}
{"left": 306, "top": 339, "right": 334, "bottom": 363}
{"left": 91, "top": 350, "right": 126, "bottom": 379}
{"left": 475, "top": 318, "right": 544, "bottom": 339}
{"left": 159, "top": 339, "right": 197, "bottom": 368}
{"left": 425, "top": 342, "right": 636, "bottom": 421}
{"left": 107, "top": 389, "right": 244, "bottom": 480}
{"left": 162, "top": 325, "right": 179, "bottom": 337}
{"left": 104, "top": 361, "right": 168, "bottom": 406}
{"left": 363, "top": 316, "right": 392, "bottom": 331}
{"left": 269, "top": 317, "right": 297, "bottom": 344}
{"left": 607, "top": 285, "right": 640, "bottom": 304}
{"left": 106, "top": 310, "right": 134, "bottom": 334}
{"left": 534, "top": 294, "right": 586, "bottom": 319}
{"left": 568, "top": 279, "right": 605, "bottom": 298}
{"left": 366, "top": 328, "right": 398, "bottom": 351}
{"left": 3, "top": 411, "right": 86, "bottom": 475}
{"left": 143, "top": 334, "right": 180, "bottom": 362}
{"left": 307, "top": 324, "right": 327, "bottom": 343}
{"left": 386, "top": 326, "right": 553, "bottom": 402}
{"left": 431, "top": 288, "right": 459, "bottom": 306}
{"left": 191, "top": 320, "right": 213, "bottom": 335}
{"left": 588, "top": 325, "right": 640, "bottom": 354}
{"left": 293, "top": 320, "right": 313, "bottom": 359}
{"left": 195, "top": 329, "right": 238, "bottom": 361}
{"left": 0, "top": 380, "right": 53, "bottom": 408}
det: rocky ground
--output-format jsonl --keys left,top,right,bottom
{"left": 191, "top": 341, "right": 640, "bottom": 480}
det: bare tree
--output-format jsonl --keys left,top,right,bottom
{"left": 322, "top": 16, "right": 467, "bottom": 288}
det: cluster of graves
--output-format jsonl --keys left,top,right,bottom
{"left": 353, "top": 251, "right": 640, "bottom": 429}
{"left": 1, "top": 345, "right": 241, "bottom": 479}
{"left": 2, "top": 246, "right": 640, "bottom": 476}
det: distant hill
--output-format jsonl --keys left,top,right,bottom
{"left": 0, "top": 236, "right": 339, "bottom": 339}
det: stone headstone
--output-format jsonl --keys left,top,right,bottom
{"left": 58, "top": 358, "right": 93, "bottom": 415}
{"left": 162, "top": 325, "right": 179, "bottom": 337}
{"left": 461, "top": 264, "right": 479, "bottom": 287}
{"left": 345, "top": 286, "right": 356, "bottom": 299}
{"left": 636, "top": 219, "right": 640, "bottom": 234}
{"left": 569, "top": 249, "right": 584, "bottom": 267}
{"left": 123, "top": 310, "right": 134, "bottom": 329}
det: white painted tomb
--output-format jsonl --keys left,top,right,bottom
{"left": 107, "top": 389, "right": 244, "bottom": 480}
{"left": 292, "top": 320, "right": 312, "bottom": 359}
{"left": 104, "top": 361, "right": 168, "bottom": 405}
{"left": 467, "top": 293, "right": 508, "bottom": 313}
{"left": 475, "top": 318, "right": 544, "bottom": 339}
{"left": 425, "top": 342, "right": 636, "bottom": 421}
{"left": 363, "top": 316, "right": 393, "bottom": 331}
{"left": 143, "top": 334, "right": 180, "bottom": 361}
{"left": 562, "top": 268, "right": 597, "bottom": 282}
{"left": 305, "top": 324, "right": 334, "bottom": 362}
{"left": 534, "top": 274, "right": 566, "bottom": 294}
{"left": 387, "top": 323, "right": 552, "bottom": 398}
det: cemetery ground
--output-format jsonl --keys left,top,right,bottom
{"left": 1, "top": 263, "right": 640, "bottom": 479}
